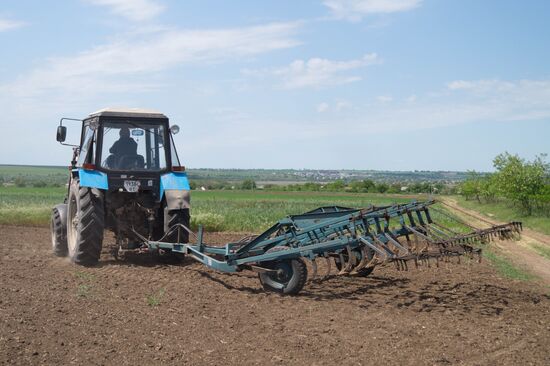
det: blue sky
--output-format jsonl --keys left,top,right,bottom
{"left": 0, "top": 0, "right": 548, "bottom": 171}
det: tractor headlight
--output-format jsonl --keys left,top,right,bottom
{"left": 170, "top": 124, "right": 180, "bottom": 135}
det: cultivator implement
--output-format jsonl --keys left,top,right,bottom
{"left": 145, "top": 200, "right": 522, "bottom": 295}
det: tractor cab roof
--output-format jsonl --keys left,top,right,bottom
{"left": 88, "top": 108, "right": 167, "bottom": 119}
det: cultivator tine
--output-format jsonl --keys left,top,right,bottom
{"left": 309, "top": 258, "right": 318, "bottom": 282}
{"left": 323, "top": 255, "right": 332, "bottom": 279}
{"left": 350, "top": 246, "right": 370, "bottom": 275}
{"left": 337, "top": 245, "right": 355, "bottom": 275}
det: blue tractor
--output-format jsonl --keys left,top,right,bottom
{"left": 51, "top": 108, "right": 190, "bottom": 265}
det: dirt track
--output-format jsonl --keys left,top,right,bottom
{"left": 1, "top": 225, "right": 550, "bottom": 365}
{"left": 440, "top": 197, "right": 550, "bottom": 285}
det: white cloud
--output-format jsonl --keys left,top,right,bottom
{"left": 335, "top": 100, "right": 352, "bottom": 110}
{"left": 340, "top": 79, "right": 550, "bottom": 134}
{"left": 246, "top": 53, "right": 380, "bottom": 89}
{"left": 405, "top": 94, "right": 417, "bottom": 103}
{"left": 87, "top": 0, "right": 164, "bottom": 21}
{"left": 1, "top": 22, "right": 301, "bottom": 102}
{"left": 376, "top": 95, "right": 392, "bottom": 103}
{"left": 323, "top": 0, "right": 422, "bottom": 21}
{"left": 447, "top": 79, "right": 517, "bottom": 93}
{"left": 0, "top": 17, "right": 26, "bottom": 32}
{"left": 317, "top": 102, "right": 329, "bottom": 113}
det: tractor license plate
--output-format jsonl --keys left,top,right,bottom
{"left": 124, "top": 180, "right": 141, "bottom": 192}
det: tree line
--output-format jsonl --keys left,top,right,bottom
{"left": 460, "top": 152, "right": 550, "bottom": 215}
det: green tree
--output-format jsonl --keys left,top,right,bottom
{"left": 492, "top": 152, "right": 548, "bottom": 214}
{"left": 241, "top": 179, "right": 257, "bottom": 190}
{"left": 460, "top": 171, "right": 484, "bottom": 202}
{"left": 326, "top": 180, "right": 345, "bottom": 191}
{"left": 376, "top": 182, "right": 389, "bottom": 193}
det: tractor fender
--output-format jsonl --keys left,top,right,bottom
{"left": 77, "top": 169, "right": 108, "bottom": 190}
{"left": 164, "top": 189, "right": 191, "bottom": 210}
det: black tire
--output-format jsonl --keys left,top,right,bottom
{"left": 160, "top": 207, "right": 190, "bottom": 263}
{"left": 67, "top": 182, "right": 104, "bottom": 266}
{"left": 334, "top": 248, "right": 375, "bottom": 277}
{"left": 51, "top": 204, "right": 68, "bottom": 257}
{"left": 259, "top": 258, "right": 308, "bottom": 295}
{"left": 164, "top": 207, "right": 190, "bottom": 243}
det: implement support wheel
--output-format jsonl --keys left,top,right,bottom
{"left": 259, "top": 258, "right": 307, "bottom": 295}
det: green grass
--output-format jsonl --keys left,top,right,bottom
{"left": 530, "top": 244, "right": 550, "bottom": 260}
{"left": 146, "top": 288, "right": 165, "bottom": 307}
{"left": 190, "top": 190, "right": 415, "bottom": 232}
{"left": 0, "top": 165, "right": 66, "bottom": 175}
{"left": 0, "top": 186, "right": 66, "bottom": 226}
{"left": 0, "top": 186, "right": 416, "bottom": 230}
{"left": 75, "top": 270, "right": 95, "bottom": 298}
{"left": 0, "top": 186, "right": 472, "bottom": 234}
{"left": 483, "top": 249, "right": 535, "bottom": 281}
{"left": 454, "top": 196, "right": 550, "bottom": 236}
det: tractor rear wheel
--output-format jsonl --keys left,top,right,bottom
{"left": 160, "top": 207, "right": 190, "bottom": 263}
{"left": 51, "top": 204, "right": 68, "bottom": 257}
{"left": 164, "top": 207, "right": 190, "bottom": 243}
{"left": 67, "top": 182, "right": 104, "bottom": 266}
{"left": 259, "top": 258, "right": 308, "bottom": 295}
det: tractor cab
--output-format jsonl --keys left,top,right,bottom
{"left": 61, "top": 108, "right": 182, "bottom": 172}
{"left": 52, "top": 108, "right": 190, "bottom": 266}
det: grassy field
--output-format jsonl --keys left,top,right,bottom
{"left": 454, "top": 196, "right": 550, "bottom": 235}
{"left": 0, "top": 186, "right": 419, "bottom": 230}
{"left": 0, "top": 186, "right": 474, "bottom": 236}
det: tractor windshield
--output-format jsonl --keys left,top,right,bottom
{"left": 100, "top": 121, "right": 167, "bottom": 171}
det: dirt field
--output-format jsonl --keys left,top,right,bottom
{"left": 1, "top": 225, "right": 550, "bottom": 365}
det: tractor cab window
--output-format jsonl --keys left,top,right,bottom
{"left": 100, "top": 122, "right": 167, "bottom": 171}
{"left": 77, "top": 126, "right": 95, "bottom": 166}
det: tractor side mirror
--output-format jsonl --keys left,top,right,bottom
{"left": 56, "top": 126, "right": 67, "bottom": 142}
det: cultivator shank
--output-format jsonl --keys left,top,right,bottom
{"left": 147, "top": 200, "right": 522, "bottom": 295}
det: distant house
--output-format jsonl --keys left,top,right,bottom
{"left": 400, "top": 186, "right": 408, "bottom": 192}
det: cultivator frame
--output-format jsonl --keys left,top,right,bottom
{"left": 144, "top": 200, "right": 522, "bottom": 295}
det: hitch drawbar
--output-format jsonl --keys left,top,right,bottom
{"left": 147, "top": 200, "right": 522, "bottom": 295}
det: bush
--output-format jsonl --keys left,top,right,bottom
{"left": 14, "top": 177, "right": 26, "bottom": 187}
{"left": 241, "top": 179, "right": 257, "bottom": 190}
{"left": 191, "top": 213, "right": 225, "bottom": 231}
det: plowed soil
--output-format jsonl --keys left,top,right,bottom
{"left": 1, "top": 225, "right": 549, "bottom": 365}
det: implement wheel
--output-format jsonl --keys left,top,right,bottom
{"left": 67, "top": 182, "right": 104, "bottom": 266}
{"left": 51, "top": 204, "right": 68, "bottom": 257}
{"left": 259, "top": 258, "right": 307, "bottom": 295}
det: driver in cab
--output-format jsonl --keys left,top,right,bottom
{"left": 110, "top": 127, "right": 137, "bottom": 157}
{"left": 109, "top": 127, "right": 138, "bottom": 169}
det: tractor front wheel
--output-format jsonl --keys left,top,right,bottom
{"left": 51, "top": 204, "right": 68, "bottom": 257}
{"left": 259, "top": 258, "right": 308, "bottom": 295}
{"left": 66, "top": 182, "right": 104, "bottom": 266}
